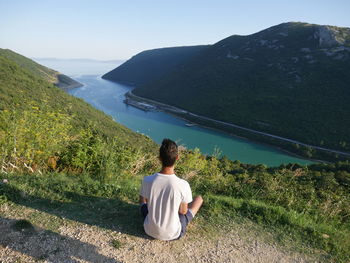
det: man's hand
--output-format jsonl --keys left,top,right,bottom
{"left": 179, "top": 202, "right": 188, "bottom": 215}
{"left": 139, "top": 195, "right": 147, "bottom": 205}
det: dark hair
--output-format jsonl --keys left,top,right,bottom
{"left": 159, "top": 138, "right": 178, "bottom": 167}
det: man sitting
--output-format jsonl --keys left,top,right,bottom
{"left": 139, "top": 138, "right": 203, "bottom": 240}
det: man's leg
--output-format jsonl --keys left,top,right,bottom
{"left": 140, "top": 203, "right": 148, "bottom": 220}
{"left": 177, "top": 196, "right": 203, "bottom": 239}
{"left": 188, "top": 196, "right": 203, "bottom": 216}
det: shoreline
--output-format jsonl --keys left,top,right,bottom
{"left": 162, "top": 108, "right": 323, "bottom": 163}
{"left": 55, "top": 74, "right": 84, "bottom": 91}
{"left": 68, "top": 76, "right": 311, "bottom": 163}
{"left": 125, "top": 91, "right": 350, "bottom": 162}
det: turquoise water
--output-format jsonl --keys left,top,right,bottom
{"left": 35, "top": 59, "right": 312, "bottom": 166}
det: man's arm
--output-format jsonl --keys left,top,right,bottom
{"left": 139, "top": 195, "right": 147, "bottom": 205}
{"left": 179, "top": 202, "right": 188, "bottom": 215}
{"left": 179, "top": 180, "right": 192, "bottom": 214}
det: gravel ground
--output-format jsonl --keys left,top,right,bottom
{"left": 0, "top": 205, "right": 322, "bottom": 263}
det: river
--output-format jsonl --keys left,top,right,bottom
{"left": 35, "top": 58, "right": 312, "bottom": 166}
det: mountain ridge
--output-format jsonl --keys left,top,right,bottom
{"left": 102, "top": 45, "right": 209, "bottom": 86}
{"left": 118, "top": 22, "right": 350, "bottom": 157}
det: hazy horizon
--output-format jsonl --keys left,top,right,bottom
{"left": 32, "top": 57, "right": 125, "bottom": 62}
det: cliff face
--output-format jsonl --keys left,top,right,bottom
{"left": 316, "top": 25, "right": 350, "bottom": 47}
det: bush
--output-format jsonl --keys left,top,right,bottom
{"left": 0, "top": 106, "right": 72, "bottom": 172}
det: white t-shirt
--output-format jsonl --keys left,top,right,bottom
{"left": 140, "top": 173, "right": 193, "bottom": 240}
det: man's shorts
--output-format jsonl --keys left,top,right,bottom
{"left": 178, "top": 208, "right": 194, "bottom": 238}
{"left": 140, "top": 203, "right": 194, "bottom": 239}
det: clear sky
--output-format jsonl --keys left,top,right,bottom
{"left": 0, "top": 0, "right": 349, "bottom": 60}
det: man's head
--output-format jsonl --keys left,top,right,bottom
{"left": 159, "top": 138, "right": 178, "bottom": 167}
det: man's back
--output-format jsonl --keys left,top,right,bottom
{"left": 140, "top": 172, "right": 192, "bottom": 240}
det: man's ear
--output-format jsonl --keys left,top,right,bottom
{"left": 176, "top": 154, "right": 180, "bottom": 160}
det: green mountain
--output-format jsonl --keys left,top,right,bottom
{"left": 0, "top": 48, "right": 82, "bottom": 90}
{"left": 102, "top": 45, "right": 208, "bottom": 86}
{"left": 128, "top": 22, "right": 350, "bottom": 153}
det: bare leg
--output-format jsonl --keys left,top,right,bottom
{"left": 188, "top": 196, "right": 203, "bottom": 216}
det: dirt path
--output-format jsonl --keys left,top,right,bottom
{"left": 0, "top": 206, "right": 321, "bottom": 263}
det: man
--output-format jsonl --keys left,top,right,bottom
{"left": 139, "top": 138, "right": 203, "bottom": 240}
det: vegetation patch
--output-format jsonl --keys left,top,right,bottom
{"left": 111, "top": 239, "right": 123, "bottom": 249}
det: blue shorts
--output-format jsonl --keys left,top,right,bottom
{"left": 140, "top": 203, "right": 194, "bottom": 239}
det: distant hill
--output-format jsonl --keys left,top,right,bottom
{"left": 102, "top": 45, "right": 209, "bottom": 86}
{"left": 129, "top": 22, "right": 350, "bottom": 153}
{"left": 0, "top": 49, "right": 82, "bottom": 90}
{"left": 34, "top": 57, "right": 124, "bottom": 64}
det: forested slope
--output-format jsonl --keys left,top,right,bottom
{"left": 102, "top": 45, "right": 208, "bottom": 86}
{"left": 132, "top": 22, "right": 350, "bottom": 153}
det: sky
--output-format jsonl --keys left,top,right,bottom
{"left": 0, "top": 0, "right": 349, "bottom": 60}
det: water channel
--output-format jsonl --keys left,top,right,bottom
{"left": 35, "top": 58, "right": 312, "bottom": 166}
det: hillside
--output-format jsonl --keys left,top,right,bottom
{"left": 0, "top": 50, "right": 349, "bottom": 262}
{"left": 102, "top": 45, "right": 208, "bottom": 86}
{"left": 0, "top": 49, "right": 82, "bottom": 90}
{"left": 0, "top": 50, "right": 156, "bottom": 176}
{"left": 130, "top": 22, "right": 350, "bottom": 155}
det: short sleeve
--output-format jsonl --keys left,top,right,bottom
{"left": 140, "top": 177, "right": 148, "bottom": 198}
{"left": 182, "top": 180, "right": 193, "bottom": 203}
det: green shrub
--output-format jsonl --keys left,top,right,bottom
{"left": 0, "top": 106, "right": 72, "bottom": 171}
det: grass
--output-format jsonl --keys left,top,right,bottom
{"left": 1, "top": 170, "right": 349, "bottom": 262}
{"left": 0, "top": 48, "right": 58, "bottom": 83}
{"left": 0, "top": 173, "right": 145, "bottom": 237}
{"left": 111, "top": 239, "right": 123, "bottom": 249}
{"left": 204, "top": 195, "right": 349, "bottom": 261}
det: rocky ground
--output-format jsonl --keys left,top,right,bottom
{"left": 0, "top": 203, "right": 324, "bottom": 263}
